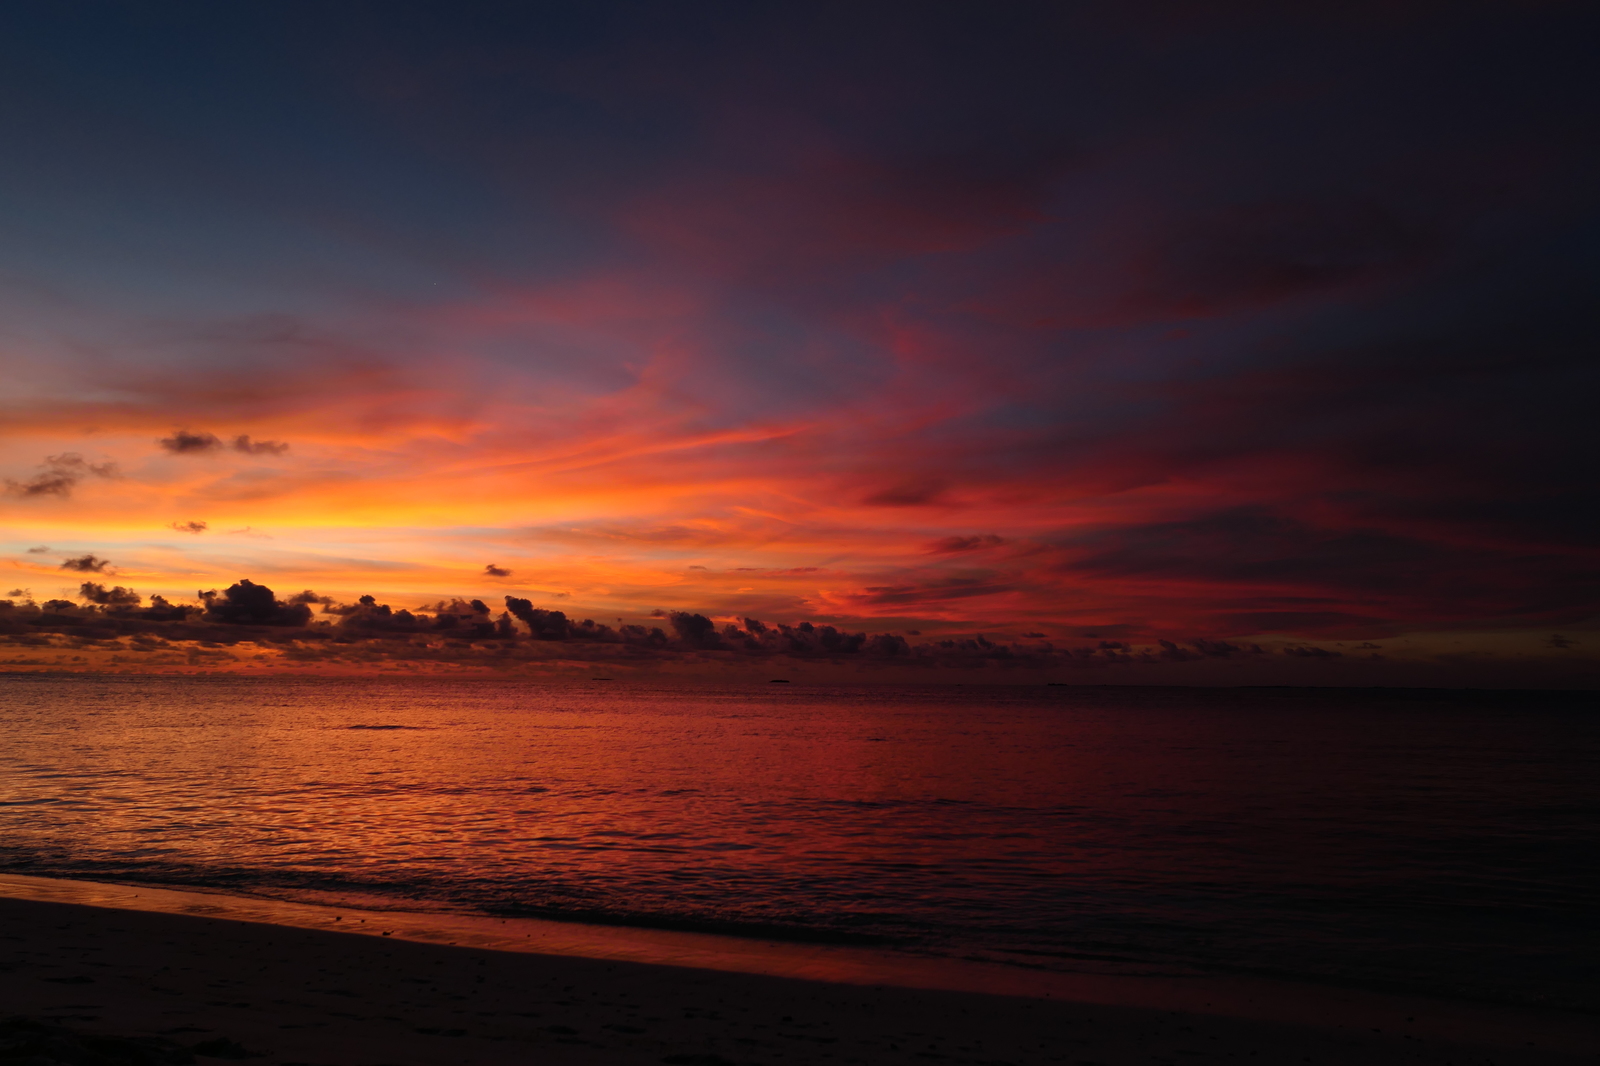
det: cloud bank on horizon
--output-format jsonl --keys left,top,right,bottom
{"left": 0, "top": 3, "right": 1595, "bottom": 683}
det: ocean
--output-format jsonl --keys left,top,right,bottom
{"left": 0, "top": 675, "right": 1593, "bottom": 1011}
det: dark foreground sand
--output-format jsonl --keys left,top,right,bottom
{"left": 1, "top": 892, "right": 1593, "bottom": 1066}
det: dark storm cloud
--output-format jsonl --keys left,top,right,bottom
{"left": 4, "top": 454, "right": 119, "bottom": 498}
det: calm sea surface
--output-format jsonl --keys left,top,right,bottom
{"left": 0, "top": 676, "right": 1594, "bottom": 1009}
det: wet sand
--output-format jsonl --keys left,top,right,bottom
{"left": 0, "top": 877, "right": 1592, "bottom": 1066}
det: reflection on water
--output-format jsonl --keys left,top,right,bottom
{"left": 0, "top": 676, "right": 1594, "bottom": 1008}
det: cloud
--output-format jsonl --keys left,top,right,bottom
{"left": 504, "top": 596, "right": 573, "bottom": 640}
{"left": 483, "top": 564, "right": 512, "bottom": 577}
{"left": 78, "top": 581, "right": 140, "bottom": 606}
{"left": 170, "top": 520, "right": 208, "bottom": 534}
{"left": 59, "top": 554, "right": 111, "bottom": 573}
{"left": 158, "top": 430, "right": 288, "bottom": 456}
{"left": 200, "top": 579, "right": 312, "bottom": 626}
{"left": 1546, "top": 634, "right": 1578, "bottom": 649}
{"left": 232, "top": 434, "right": 289, "bottom": 455}
{"left": 862, "top": 481, "right": 948, "bottom": 507}
{"left": 843, "top": 577, "right": 1016, "bottom": 608}
{"left": 926, "top": 534, "right": 1005, "bottom": 553}
{"left": 4, "top": 454, "right": 120, "bottom": 498}
{"left": 669, "top": 611, "right": 719, "bottom": 648}
{"left": 0, "top": 573, "right": 1589, "bottom": 685}
{"left": 0, "top": 4, "right": 1592, "bottom": 659}
{"left": 25, "top": 546, "right": 50, "bottom": 554}
{"left": 159, "top": 430, "right": 223, "bottom": 454}
{"left": 984, "top": 196, "right": 1448, "bottom": 331}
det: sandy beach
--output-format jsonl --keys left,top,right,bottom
{"left": 0, "top": 877, "right": 1592, "bottom": 1066}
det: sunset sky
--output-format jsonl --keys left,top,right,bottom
{"left": 2, "top": 3, "right": 1595, "bottom": 683}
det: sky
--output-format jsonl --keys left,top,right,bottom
{"left": 1, "top": 2, "right": 1596, "bottom": 684}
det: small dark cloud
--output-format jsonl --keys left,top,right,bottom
{"left": 10, "top": 472, "right": 75, "bottom": 497}
{"left": 484, "top": 563, "right": 512, "bottom": 577}
{"left": 5, "top": 454, "right": 119, "bottom": 498}
{"left": 159, "top": 430, "right": 223, "bottom": 454}
{"left": 60, "top": 554, "right": 110, "bottom": 573}
{"left": 1154, "top": 638, "right": 1265, "bottom": 660}
{"left": 286, "top": 590, "right": 336, "bottom": 606}
{"left": 1546, "top": 634, "right": 1579, "bottom": 649}
{"left": 233, "top": 434, "right": 288, "bottom": 455}
{"left": 1022, "top": 631, "right": 1047, "bottom": 638}
{"left": 687, "top": 565, "right": 707, "bottom": 570}
{"left": 160, "top": 430, "right": 289, "bottom": 456}
{"left": 6, "top": 588, "right": 30, "bottom": 598}
{"left": 1283, "top": 645, "right": 1342, "bottom": 658}
{"left": 926, "top": 534, "right": 1005, "bottom": 554}
{"left": 1191, "top": 638, "right": 1248, "bottom": 658}
{"left": 26, "top": 546, "right": 50, "bottom": 554}
{"left": 79, "top": 582, "right": 140, "bottom": 607}
{"left": 849, "top": 577, "right": 1014, "bottom": 606}
{"left": 170, "top": 521, "right": 208, "bottom": 534}
{"left": 863, "top": 480, "right": 947, "bottom": 507}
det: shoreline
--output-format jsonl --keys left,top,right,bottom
{"left": 0, "top": 873, "right": 1593, "bottom": 1064}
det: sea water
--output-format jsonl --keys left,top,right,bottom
{"left": 0, "top": 675, "right": 1593, "bottom": 1010}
